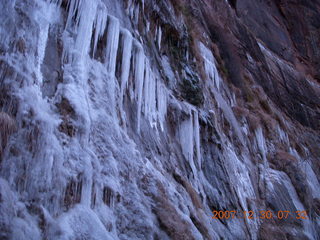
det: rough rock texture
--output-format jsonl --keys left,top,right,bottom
{"left": 0, "top": 0, "right": 319, "bottom": 239}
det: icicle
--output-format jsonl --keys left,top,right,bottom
{"left": 230, "top": 92, "right": 236, "bottom": 107}
{"left": 77, "top": 1, "right": 97, "bottom": 58}
{"left": 193, "top": 110, "right": 201, "bottom": 169}
{"left": 147, "top": 69, "right": 157, "bottom": 128}
{"left": 143, "top": 60, "right": 151, "bottom": 116}
{"left": 154, "top": 26, "right": 158, "bottom": 43}
{"left": 81, "top": 157, "right": 93, "bottom": 207}
{"left": 178, "top": 107, "right": 197, "bottom": 176}
{"left": 179, "top": 111, "right": 193, "bottom": 162}
{"left": 255, "top": 127, "right": 267, "bottom": 164}
{"left": 157, "top": 26, "right": 162, "bottom": 50}
{"left": 198, "top": 42, "right": 220, "bottom": 90}
{"left": 92, "top": 5, "right": 108, "bottom": 57}
{"left": 62, "top": 0, "right": 97, "bottom": 59}
{"left": 35, "top": 1, "right": 59, "bottom": 85}
{"left": 146, "top": 21, "right": 150, "bottom": 33}
{"left": 213, "top": 88, "right": 244, "bottom": 143}
{"left": 119, "top": 29, "right": 133, "bottom": 123}
{"left": 276, "top": 125, "right": 289, "bottom": 145}
{"left": 105, "top": 15, "right": 120, "bottom": 76}
{"left": 120, "top": 30, "right": 133, "bottom": 96}
{"left": 156, "top": 80, "right": 168, "bottom": 131}
{"left": 149, "top": 73, "right": 157, "bottom": 127}
{"left": 142, "top": 61, "right": 158, "bottom": 129}
{"left": 36, "top": 22, "right": 49, "bottom": 86}
{"left": 134, "top": 42, "right": 145, "bottom": 133}
{"left": 197, "top": 42, "right": 243, "bottom": 142}
{"left": 65, "top": 0, "right": 82, "bottom": 30}
{"left": 126, "top": 0, "right": 133, "bottom": 17}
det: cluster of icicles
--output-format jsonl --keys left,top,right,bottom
{"left": 48, "top": 0, "right": 202, "bottom": 171}
{"left": 47, "top": 0, "right": 169, "bottom": 133}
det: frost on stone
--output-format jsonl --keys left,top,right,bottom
{"left": 0, "top": 0, "right": 319, "bottom": 239}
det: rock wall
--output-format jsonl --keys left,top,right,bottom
{"left": 0, "top": 0, "right": 319, "bottom": 239}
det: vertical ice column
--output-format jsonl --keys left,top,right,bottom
{"left": 101, "top": 15, "right": 120, "bottom": 119}
{"left": 35, "top": 1, "right": 58, "bottom": 85}
{"left": 213, "top": 88, "right": 244, "bottom": 143}
{"left": 105, "top": 16, "right": 120, "bottom": 76}
{"left": 143, "top": 60, "right": 151, "bottom": 114}
{"left": 126, "top": 0, "right": 139, "bottom": 23}
{"left": 134, "top": 54, "right": 169, "bottom": 131}
{"left": 74, "top": 0, "right": 97, "bottom": 58}
{"left": 119, "top": 29, "right": 133, "bottom": 123}
{"left": 36, "top": 21, "right": 49, "bottom": 86}
{"left": 212, "top": 62, "right": 220, "bottom": 91}
{"left": 255, "top": 127, "right": 267, "bottom": 164}
{"left": 65, "top": 0, "right": 81, "bottom": 29}
{"left": 126, "top": 0, "right": 134, "bottom": 19}
{"left": 120, "top": 30, "right": 133, "bottom": 97}
{"left": 149, "top": 73, "right": 157, "bottom": 127}
{"left": 198, "top": 42, "right": 220, "bottom": 90}
{"left": 134, "top": 43, "right": 145, "bottom": 133}
{"left": 179, "top": 108, "right": 197, "bottom": 176}
{"left": 199, "top": 41, "right": 244, "bottom": 143}
{"left": 80, "top": 155, "right": 93, "bottom": 207}
{"left": 157, "top": 26, "right": 162, "bottom": 50}
{"left": 142, "top": 63, "right": 167, "bottom": 130}
{"left": 156, "top": 80, "right": 168, "bottom": 131}
{"left": 62, "top": 0, "right": 97, "bottom": 62}
{"left": 143, "top": 61, "right": 157, "bottom": 127}
{"left": 255, "top": 127, "right": 268, "bottom": 203}
{"left": 92, "top": 5, "right": 108, "bottom": 58}
{"left": 193, "top": 110, "right": 201, "bottom": 169}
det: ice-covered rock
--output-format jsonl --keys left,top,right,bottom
{"left": 0, "top": 0, "right": 319, "bottom": 239}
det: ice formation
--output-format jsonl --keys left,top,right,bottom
{"left": 119, "top": 29, "right": 133, "bottom": 123}
{"left": 199, "top": 42, "right": 244, "bottom": 142}
{"left": 199, "top": 42, "right": 220, "bottom": 90}
{"left": 176, "top": 104, "right": 202, "bottom": 179}
{"left": 178, "top": 106, "right": 194, "bottom": 168}
{"left": 0, "top": 0, "right": 319, "bottom": 239}
{"left": 105, "top": 16, "right": 120, "bottom": 76}
{"left": 193, "top": 109, "right": 201, "bottom": 169}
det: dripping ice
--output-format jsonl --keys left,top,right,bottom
{"left": 198, "top": 42, "right": 244, "bottom": 143}
{"left": 105, "top": 16, "right": 120, "bottom": 76}
{"left": 0, "top": 0, "right": 255, "bottom": 239}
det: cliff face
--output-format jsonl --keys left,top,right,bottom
{"left": 0, "top": 0, "right": 319, "bottom": 239}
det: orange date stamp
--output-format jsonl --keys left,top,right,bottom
{"left": 212, "top": 210, "right": 308, "bottom": 220}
